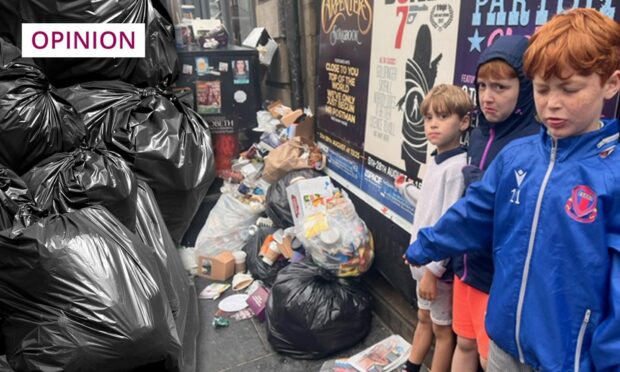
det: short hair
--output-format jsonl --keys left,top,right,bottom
{"left": 524, "top": 8, "right": 620, "bottom": 82}
{"left": 478, "top": 59, "right": 518, "bottom": 80}
{"left": 420, "top": 84, "right": 474, "bottom": 119}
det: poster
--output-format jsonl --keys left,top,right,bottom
{"left": 359, "top": 1, "right": 461, "bottom": 223}
{"left": 454, "top": 0, "right": 619, "bottom": 116}
{"left": 317, "top": 0, "right": 374, "bottom": 152}
{"left": 232, "top": 60, "right": 250, "bottom": 84}
{"left": 196, "top": 80, "right": 221, "bottom": 114}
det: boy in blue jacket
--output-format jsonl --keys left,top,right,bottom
{"left": 406, "top": 8, "right": 620, "bottom": 371}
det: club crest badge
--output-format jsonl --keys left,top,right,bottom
{"left": 565, "top": 185, "right": 598, "bottom": 223}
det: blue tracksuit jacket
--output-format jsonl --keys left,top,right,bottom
{"left": 407, "top": 119, "right": 620, "bottom": 371}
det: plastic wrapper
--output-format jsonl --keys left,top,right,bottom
{"left": 266, "top": 259, "right": 372, "bottom": 359}
{"left": 295, "top": 193, "right": 374, "bottom": 277}
{"left": 265, "top": 169, "right": 323, "bottom": 229}
{"left": 21, "top": 148, "right": 138, "bottom": 232}
{"left": 60, "top": 81, "right": 215, "bottom": 242}
{"left": 195, "top": 192, "right": 263, "bottom": 258}
{"left": 7, "top": 0, "right": 179, "bottom": 88}
{"left": 243, "top": 224, "right": 290, "bottom": 286}
{"left": 135, "top": 180, "right": 198, "bottom": 372}
{"left": 0, "top": 62, "right": 86, "bottom": 175}
{"left": 0, "top": 206, "right": 181, "bottom": 372}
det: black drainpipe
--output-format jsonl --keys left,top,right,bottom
{"left": 278, "top": 0, "right": 303, "bottom": 108}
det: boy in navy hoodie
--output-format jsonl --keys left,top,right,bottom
{"left": 452, "top": 35, "right": 539, "bottom": 371}
{"left": 406, "top": 8, "right": 620, "bottom": 371}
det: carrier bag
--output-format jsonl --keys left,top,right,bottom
{"left": 195, "top": 192, "right": 263, "bottom": 258}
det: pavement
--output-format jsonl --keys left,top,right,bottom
{"left": 194, "top": 276, "right": 396, "bottom": 372}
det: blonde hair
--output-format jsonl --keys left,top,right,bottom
{"left": 524, "top": 8, "right": 620, "bottom": 82}
{"left": 420, "top": 84, "right": 474, "bottom": 119}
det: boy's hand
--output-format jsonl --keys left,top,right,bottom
{"left": 418, "top": 270, "right": 438, "bottom": 301}
{"left": 394, "top": 175, "right": 407, "bottom": 189}
{"left": 402, "top": 253, "right": 420, "bottom": 267}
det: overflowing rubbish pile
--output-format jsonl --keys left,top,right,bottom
{"left": 0, "top": 1, "right": 213, "bottom": 370}
{"left": 192, "top": 100, "right": 376, "bottom": 359}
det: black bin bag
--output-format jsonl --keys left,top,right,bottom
{"left": 0, "top": 37, "right": 20, "bottom": 67}
{"left": 21, "top": 147, "right": 138, "bottom": 232}
{"left": 0, "top": 164, "right": 35, "bottom": 232}
{"left": 135, "top": 180, "right": 198, "bottom": 372}
{"left": 7, "top": 0, "right": 179, "bottom": 89}
{"left": 60, "top": 81, "right": 216, "bottom": 242}
{"left": 0, "top": 206, "right": 181, "bottom": 372}
{"left": 265, "top": 169, "right": 324, "bottom": 229}
{"left": 0, "top": 62, "right": 86, "bottom": 175}
{"left": 266, "top": 259, "right": 372, "bottom": 359}
{"left": 242, "top": 224, "right": 289, "bottom": 287}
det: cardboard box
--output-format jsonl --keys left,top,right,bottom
{"left": 246, "top": 284, "right": 270, "bottom": 321}
{"left": 242, "top": 27, "right": 278, "bottom": 66}
{"left": 197, "top": 251, "right": 235, "bottom": 281}
{"left": 286, "top": 176, "right": 335, "bottom": 226}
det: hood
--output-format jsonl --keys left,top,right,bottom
{"left": 475, "top": 35, "right": 536, "bottom": 138}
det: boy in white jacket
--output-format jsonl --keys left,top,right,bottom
{"left": 396, "top": 84, "right": 473, "bottom": 372}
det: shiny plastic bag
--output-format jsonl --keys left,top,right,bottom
{"left": 295, "top": 193, "right": 374, "bottom": 277}
{"left": 266, "top": 259, "right": 372, "bottom": 359}
{"left": 21, "top": 147, "right": 138, "bottom": 232}
{"left": 61, "top": 81, "right": 216, "bottom": 242}
{"left": 0, "top": 37, "right": 20, "bottom": 67}
{"left": 0, "top": 206, "right": 181, "bottom": 372}
{"left": 135, "top": 180, "right": 198, "bottom": 372}
{"left": 10, "top": 0, "right": 179, "bottom": 88}
{"left": 195, "top": 193, "right": 263, "bottom": 258}
{"left": 265, "top": 169, "right": 323, "bottom": 229}
{"left": 0, "top": 164, "right": 34, "bottom": 232}
{"left": 0, "top": 62, "right": 86, "bottom": 175}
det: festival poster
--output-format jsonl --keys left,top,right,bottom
{"left": 317, "top": 0, "right": 374, "bottom": 155}
{"left": 454, "top": 1, "right": 619, "bottom": 116}
{"left": 360, "top": 0, "right": 461, "bottom": 223}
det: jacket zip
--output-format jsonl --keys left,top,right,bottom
{"left": 574, "top": 309, "right": 591, "bottom": 372}
{"left": 462, "top": 127, "right": 496, "bottom": 281}
{"left": 515, "top": 139, "right": 557, "bottom": 363}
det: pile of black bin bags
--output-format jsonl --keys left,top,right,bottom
{"left": 241, "top": 168, "right": 373, "bottom": 359}
{"left": 0, "top": 2, "right": 214, "bottom": 369}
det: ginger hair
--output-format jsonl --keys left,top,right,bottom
{"left": 524, "top": 8, "right": 620, "bottom": 83}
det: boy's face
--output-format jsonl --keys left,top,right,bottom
{"left": 477, "top": 77, "right": 520, "bottom": 123}
{"left": 424, "top": 107, "right": 469, "bottom": 154}
{"left": 533, "top": 68, "right": 620, "bottom": 139}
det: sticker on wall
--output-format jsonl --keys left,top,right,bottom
{"left": 182, "top": 64, "right": 193, "bottom": 75}
{"left": 234, "top": 90, "right": 247, "bottom": 103}
{"left": 196, "top": 80, "right": 221, "bottom": 114}
{"left": 219, "top": 62, "right": 229, "bottom": 72}
{"left": 195, "top": 57, "right": 209, "bottom": 76}
{"left": 232, "top": 59, "right": 250, "bottom": 84}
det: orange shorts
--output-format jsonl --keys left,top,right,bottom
{"left": 452, "top": 275, "right": 490, "bottom": 359}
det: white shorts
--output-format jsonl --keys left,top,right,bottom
{"left": 415, "top": 276, "right": 453, "bottom": 326}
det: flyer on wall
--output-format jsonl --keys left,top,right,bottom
{"left": 316, "top": 0, "right": 374, "bottom": 188}
{"left": 361, "top": 1, "right": 461, "bottom": 223}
